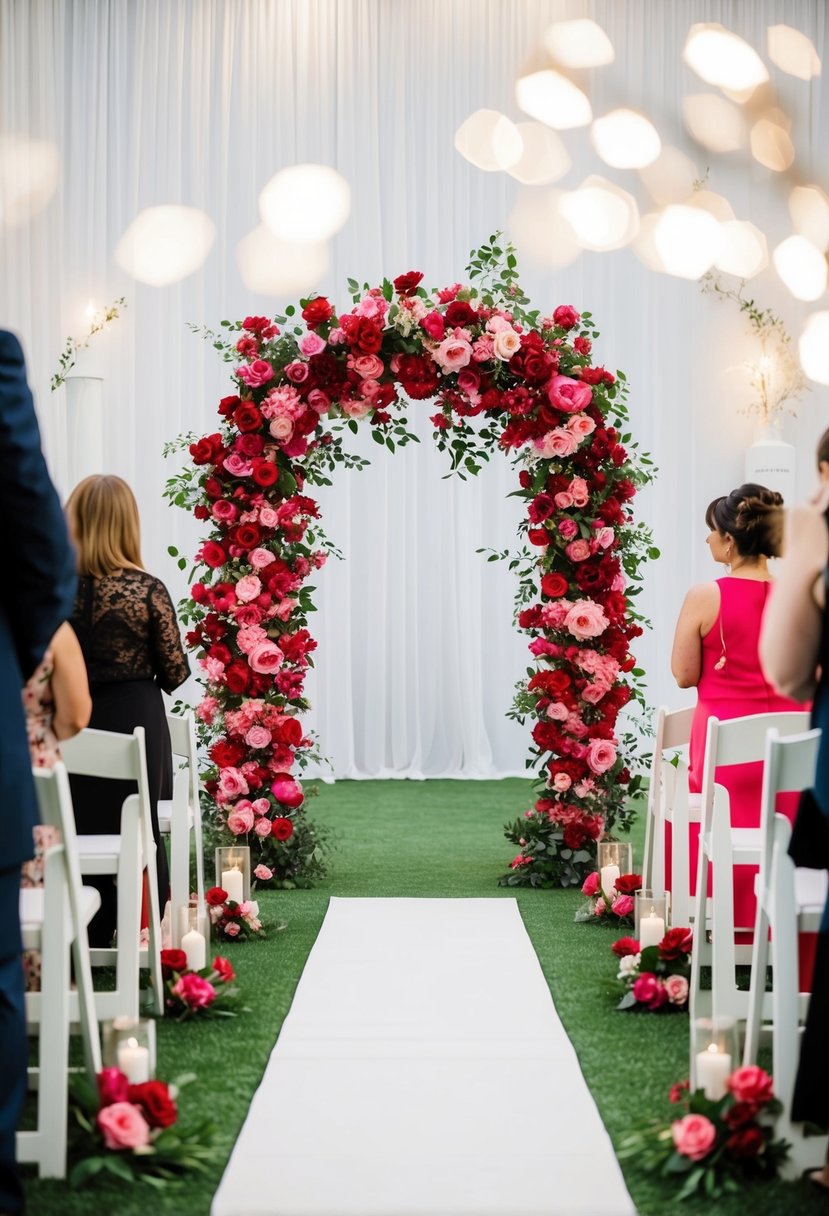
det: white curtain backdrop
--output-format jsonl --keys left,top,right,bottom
{"left": 0, "top": 0, "right": 827, "bottom": 777}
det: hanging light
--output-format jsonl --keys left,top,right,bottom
{"left": 259, "top": 164, "right": 350, "bottom": 242}
{"left": 653, "top": 205, "right": 724, "bottom": 279}
{"left": 506, "top": 122, "right": 570, "bottom": 184}
{"left": 683, "top": 24, "right": 769, "bottom": 92}
{"left": 591, "top": 109, "right": 661, "bottom": 169}
{"left": 682, "top": 94, "right": 746, "bottom": 152}
{"left": 237, "top": 225, "right": 329, "bottom": 296}
{"left": 689, "top": 190, "right": 735, "bottom": 222}
{"left": 115, "top": 206, "right": 215, "bottom": 286}
{"left": 800, "top": 312, "right": 829, "bottom": 384}
{"left": 714, "top": 221, "right": 769, "bottom": 278}
{"left": 639, "top": 146, "right": 698, "bottom": 205}
{"left": 558, "top": 176, "right": 639, "bottom": 252}
{"left": 0, "top": 135, "right": 59, "bottom": 226}
{"left": 632, "top": 212, "right": 667, "bottom": 273}
{"left": 772, "top": 235, "right": 827, "bottom": 301}
{"left": 508, "top": 188, "right": 581, "bottom": 270}
{"left": 768, "top": 25, "right": 821, "bottom": 80}
{"left": 515, "top": 67, "right": 592, "bottom": 129}
{"left": 750, "top": 111, "right": 795, "bottom": 171}
{"left": 454, "top": 109, "right": 523, "bottom": 172}
{"left": 789, "top": 185, "right": 829, "bottom": 252}
{"left": 542, "top": 19, "right": 614, "bottom": 69}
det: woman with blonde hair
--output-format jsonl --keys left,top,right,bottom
{"left": 66, "top": 475, "right": 189, "bottom": 946}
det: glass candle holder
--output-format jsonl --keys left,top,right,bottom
{"left": 596, "top": 840, "right": 633, "bottom": 898}
{"left": 103, "top": 1016, "right": 156, "bottom": 1083}
{"left": 634, "top": 890, "right": 669, "bottom": 948}
{"left": 215, "top": 846, "right": 250, "bottom": 905}
{"left": 178, "top": 906, "right": 208, "bottom": 971}
{"left": 693, "top": 1016, "right": 739, "bottom": 1100}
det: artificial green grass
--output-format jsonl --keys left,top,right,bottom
{"left": 24, "top": 779, "right": 822, "bottom": 1215}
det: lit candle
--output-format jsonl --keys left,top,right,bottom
{"left": 117, "top": 1036, "right": 150, "bottom": 1084}
{"left": 181, "top": 926, "right": 206, "bottom": 972}
{"left": 695, "top": 1043, "right": 731, "bottom": 1100}
{"left": 600, "top": 864, "right": 620, "bottom": 897}
{"left": 221, "top": 866, "right": 244, "bottom": 904}
{"left": 639, "top": 906, "right": 666, "bottom": 950}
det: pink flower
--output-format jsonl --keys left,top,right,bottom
{"left": 565, "top": 539, "right": 591, "bottom": 562}
{"left": 554, "top": 492, "right": 574, "bottom": 509}
{"left": 632, "top": 971, "right": 667, "bottom": 1008}
{"left": 223, "top": 453, "right": 253, "bottom": 477}
{"left": 574, "top": 778, "right": 595, "bottom": 797}
{"left": 492, "top": 328, "right": 521, "bottom": 361}
{"left": 552, "top": 773, "right": 571, "bottom": 792}
{"left": 595, "top": 526, "right": 615, "bottom": 549}
{"left": 212, "top": 499, "right": 238, "bottom": 523}
{"left": 97, "top": 1068, "right": 129, "bottom": 1107}
{"left": 227, "top": 806, "right": 255, "bottom": 835}
{"left": 196, "top": 696, "right": 219, "bottom": 725}
{"left": 672, "top": 1114, "right": 717, "bottom": 1161}
{"left": 245, "top": 725, "right": 272, "bottom": 749}
{"left": 97, "top": 1101, "right": 151, "bottom": 1150}
{"left": 341, "top": 398, "right": 373, "bottom": 419}
{"left": 581, "top": 872, "right": 600, "bottom": 897}
{"left": 172, "top": 972, "right": 217, "bottom": 1009}
{"left": 547, "top": 374, "right": 593, "bottom": 413}
{"left": 664, "top": 975, "right": 689, "bottom": 1006}
{"left": 434, "top": 335, "right": 473, "bottom": 372}
{"left": 284, "top": 361, "right": 310, "bottom": 383}
{"left": 254, "top": 863, "right": 274, "bottom": 881}
{"left": 567, "top": 413, "right": 596, "bottom": 437}
{"left": 569, "top": 477, "right": 589, "bottom": 506}
{"left": 271, "top": 773, "right": 304, "bottom": 808}
{"left": 254, "top": 817, "right": 273, "bottom": 838}
{"left": 269, "top": 416, "right": 294, "bottom": 442}
{"left": 248, "top": 549, "right": 275, "bottom": 572}
{"left": 553, "top": 305, "right": 580, "bottom": 330}
{"left": 299, "top": 332, "right": 326, "bottom": 357}
{"left": 235, "top": 574, "right": 262, "bottom": 603}
{"left": 259, "top": 506, "right": 279, "bottom": 527}
{"left": 217, "top": 767, "right": 249, "bottom": 801}
{"left": 252, "top": 797, "right": 271, "bottom": 815}
{"left": 248, "top": 640, "right": 283, "bottom": 674}
{"left": 350, "top": 353, "right": 385, "bottom": 379}
{"left": 307, "top": 388, "right": 331, "bottom": 413}
{"left": 535, "top": 427, "right": 578, "bottom": 458}
{"left": 587, "top": 739, "right": 617, "bottom": 775}
{"left": 726, "top": 1065, "right": 774, "bottom": 1106}
{"left": 421, "top": 311, "right": 445, "bottom": 340}
{"left": 224, "top": 922, "right": 241, "bottom": 938}
{"left": 612, "top": 894, "right": 635, "bottom": 918}
{"left": 236, "top": 359, "right": 274, "bottom": 388}
{"left": 564, "top": 600, "right": 609, "bottom": 640}
{"left": 558, "top": 518, "right": 578, "bottom": 539}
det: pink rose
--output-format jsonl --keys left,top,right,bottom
{"left": 547, "top": 374, "right": 593, "bottom": 413}
{"left": 587, "top": 739, "right": 617, "bottom": 775}
{"left": 97, "top": 1101, "right": 151, "bottom": 1150}
{"left": 269, "top": 416, "right": 294, "bottom": 442}
{"left": 249, "top": 547, "right": 275, "bottom": 569}
{"left": 421, "top": 311, "right": 445, "bottom": 340}
{"left": 248, "top": 641, "right": 283, "bottom": 674}
{"left": 535, "top": 427, "right": 578, "bottom": 458}
{"left": 236, "top": 359, "right": 274, "bottom": 388}
{"left": 299, "top": 332, "right": 326, "bottom": 357}
{"left": 245, "top": 725, "right": 272, "bottom": 750}
{"left": 457, "top": 368, "right": 480, "bottom": 395}
{"left": 492, "top": 328, "right": 521, "bottom": 361}
{"left": 252, "top": 797, "right": 271, "bottom": 815}
{"left": 567, "top": 413, "right": 596, "bottom": 437}
{"left": 351, "top": 354, "right": 385, "bottom": 379}
{"left": 726, "top": 1065, "right": 774, "bottom": 1106}
{"left": 172, "top": 972, "right": 217, "bottom": 1009}
{"left": 284, "top": 361, "right": 310, "bottom": 383}
{"left": 341, "top": 398, "right": 373, "bottom": 419}
{"left": 434, "top": 336, "right": 472, "bottom": 372}
{"left": 552, "top": 773, "right": 572, "bottom": 792}
{"left": 227, "top": 806, "right": 255, "bottom": 835}
{"left": 254, "top": 817, "right": 273, "bottom": 838}
{"left": 259, "top": 507, "right": 279, "bottom": 528}
{"left": 235, "top": 574, "right": 262, "bottom": 603}
{"left": 612, "top": 894, "right": 635, "bottom": 919}
{"left": 254, "top": 863, "right": 274, "bottom": 881}
{"left": 212, "top": 499, "right": 238, "bottom": 523}
{"left": 565, "top": 539, "right": 591, "bottom": 562}
{"left": 554, "top": 492, "right": 574, "bottom": 509}
{"left": 569, "top": 477, "right": 589, "bottom": 506}
{"left": 581, "top": 871, "right": 600, "bottom": 897}
{"left": 632, "top": 971, "right": 666, "bottom": 1008}
{"left": 307, "top": 388, "right": 331, "bottom": 413}
{"left": 217, "top": 767, "right": 249, "bottom": 801}
{"left": 564, "top": 600, "right": 609, "bottom": 640}
{"left": 672, "top": 1114, "right": 717, "bottom": 1161}
{"left": 664, "top": 975, "right": 689, "bottom": 1006}
{"left": 223, "top": 453, "right": 253, "bottom": 477}
{"left": 595, "top": 526, "right": 615, "bottom": 549}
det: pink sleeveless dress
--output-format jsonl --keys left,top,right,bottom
{"left": 685, "top": 577, "right": 807, "bottom": 934}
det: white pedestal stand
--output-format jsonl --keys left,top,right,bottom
{"left": 744, "top": 424, "right": 795, "bottom": 506}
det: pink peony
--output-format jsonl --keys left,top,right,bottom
{"left": 172, "top": 972, "right": 217, "bottom": 1010}
{"left": 271, "top": 773, "right": 304, "bottom": 808}
{"left": 672, "top": 1114, "right": 717, "bottom": 1161}
{"left": 97, "top": 1101, "right": 151, "bottom": 1150}
{"left": 664, "top": 975, "right": 689, "bottom": 1006}
{"left": 581, "top": 871, "right": 600, "bottom": 897}
{"left": 547, "top": 374, "right": 593, "bottom": 413}
{"left": 248, "top": 641, "right": 283, "bottom": 674}
{"left": 227, "top": 806, "right": 255, "bottom": 835}
{"left": 587, "top": 739, "right": 617, "bottom": 775}
{"left": 564, "top": 600, "right": 609, "bottom": 640}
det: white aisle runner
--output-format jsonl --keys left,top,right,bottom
{"left": 212, "top": 898, "right": 635, "bottom": 1216}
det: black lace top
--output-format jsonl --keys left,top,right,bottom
{"left": 71, "top": 569, "right": 190, "bottom": 692}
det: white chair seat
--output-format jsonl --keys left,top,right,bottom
{"left": 794, "top": 867, "right": 828, "bottom": 917}
{"left": 20, "top": 885, "right": 101, "bottom": 949}
{"left": 157, "top": 797, "right": 194, "bottom": 832}
{"left": 76, "top": 833, "right": 121, "bottom": 872}
{"left": 703, "top": 825, "right": 761, "bottom": 862}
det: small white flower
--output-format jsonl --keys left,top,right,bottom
{"left": 617, "top": 953, "right": 641, "bottom": 981}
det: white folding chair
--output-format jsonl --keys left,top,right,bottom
{"left": 642, "top": 705, "right": 697, "bottom": 926}
{"left": 158, "top": 711, "right": 205, "bottom": 946}
{"left": 743, "top": 727, "right": 828, "bottom": 1178}
{"left": 688, "top": 711, "right": 811, "bottom": 1078}
{"left": 60, "top": 726, "right": 164, "bottom": 1016}
{"left": 17, "top": 763, "right": 103, "bottom": 1178}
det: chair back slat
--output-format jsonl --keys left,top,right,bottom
{"left": 661, "top": 705, "right": 694, "bottom": 751}
{"left": 60, "top": 727, "right": 146, "bottom": 782}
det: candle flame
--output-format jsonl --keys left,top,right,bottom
{"left": 127, "top": 1037, "right": 138, "bottom": 1049}
{"left": 706, "top": 1043, "right": 719, "bottom": 1054}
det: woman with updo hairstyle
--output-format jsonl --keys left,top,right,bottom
{"left": 66, "top": 474, "right": 190, "bottom": 946}
{"left": 670, "top": 483, "right": 808, "bottom": 933}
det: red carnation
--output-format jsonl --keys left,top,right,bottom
{"left": 393, "top": 271, "right": 423, "bottom": 296}
{"left": 271, "top": 816, "right": 295, "bottom": 841}
{"left": 301, "top": 296, "right": 334, "bottom": 327}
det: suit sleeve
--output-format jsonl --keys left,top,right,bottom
{"left": 0, "top": 331, "right": 77, "bottom": 680}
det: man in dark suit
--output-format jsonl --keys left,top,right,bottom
{"left": 0, "top": 330, "right": 76, "bottom": 1214}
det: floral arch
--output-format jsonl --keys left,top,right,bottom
{"left": 164, "top": 239, "right": 655, "bottom": 891}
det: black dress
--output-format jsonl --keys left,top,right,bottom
{"left": 69, "top": 569, "right": 190, "bottom": 946}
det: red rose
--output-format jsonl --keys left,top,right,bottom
{"left": 658, "top": 926, "right": 693, "bottom": 960}
{"left": 301, "top": 296, "right": 334, "bottom": 327}
{"left": 614, "top": 873, "right": 642, "bottom": 896}
{"left": 252, "top": 458, "right": 279, "bottom": 487}
{"left": 724, "top": 1101, "right": 761, "bottom": 1129}
{"left": 528, "top": 527, "right": 550, "bottom": 547}
{"left": 200, "top": 541, "right": 227, "bottom": 569}
{"left": 611, "top": 936, "right": 640, "bottom": 958}
{"left": 97, "top": 1067, "right": 129, "bottom": 1107}
{"left": 206, "top": 886, "right": 228, "bottom": 906}
{"left": 127, "top": 1080, "right": 178, "bottom": 1129}
{"left": 218, "top": 395, "right": 241, "bottom": 417}
{"left": 271, "top": 816, "right": 294, "bottom": 841}
{"left": 725, "top": 1126, "right": 765, "bottom": 1159}
{"left": 540, "top": 572, "right": 568, "bottom": 598}
{"left": 190, "top": 433, "right": 224, "bottom": 465}
{"left": 233, "top": 402, "right": 263, "bottom": 433}
{"left": 212, "top": 956, "right": 236, "bottom": 984}
{"left": 224, "top": 659, "right": 251, "bottom": 694}
{"left": 528, "top": 493, "right": 555, "bottom": 523}
{"left": 160, "top": 948, "right": 188, "bottom": 976}
{"left": 553, "top": 305, "right": 580, "bottom": 330}
{"left": 231, "top": 523, "right": 262, "bottom": 551}
{"left": 443, "top": 300, "right": 478, "bottom": 327}
{"left": 352, "top": 317, "right": 383, "bottom": 354}
{"left": 726, "top": 1065, "right": 774, "bottom": 1106}
{"left": 210, "top": 739, "right": 247, "bottom": 769}
{"left": 393, "top": 270, "right": 424, "bottom": 296}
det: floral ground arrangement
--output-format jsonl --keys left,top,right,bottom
{"left": 165, "top": 239, "right": 656, "bottom": 887}
{"left": 613, "top": 927, "right": 693, "bottom": 1013}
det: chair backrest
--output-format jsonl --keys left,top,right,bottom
{"left": 166, "top": 711, "right": 200, "bottom": 811}
{"left": 700, "top": 712, "right": 812, "bottom": 830}
{"left": 647, "top": 705, "right": 694, "bottom": 813}
{"left": 33, "top": 762, "right": 84, "bottom": 912}
{"left": 758, "top": 727, "right": 821, "bottom": 872}
{"left": 60, "top": 726, "right": 149, "bottom": 789}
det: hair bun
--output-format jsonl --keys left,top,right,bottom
{"left": 705, "top": 482, "right": 784, "bottom": 559}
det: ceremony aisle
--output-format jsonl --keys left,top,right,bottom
{"left": 25, "top": 779, "right": 825, "bottom": 1216}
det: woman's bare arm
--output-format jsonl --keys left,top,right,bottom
{"left": 671, "top": 583, "right": 720, "bottom": 689}
{"left": 49, "top": 621, "right": 92, "bottom": 740}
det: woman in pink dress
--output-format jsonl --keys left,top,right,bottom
{"left": 671, "top": 484, "right": 807, "bottom": 929}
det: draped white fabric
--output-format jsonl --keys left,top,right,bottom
{"left": 0, "top": 0, "right": 827, "bottom": 778}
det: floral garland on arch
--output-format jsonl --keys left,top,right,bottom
{"left": 164, "top": 237, "right": 655, "bottom": 888}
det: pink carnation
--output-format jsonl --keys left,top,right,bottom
{"left": 196, "top": 696, "right": 219, "bottom": 725}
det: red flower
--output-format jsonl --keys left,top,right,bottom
{"left": 397, "top": 353, "right": 439, "bottom": 400}
{"left": 443, "top": 300, "right": 478, "bottom": 327}
{"left": 632, "top": 972, "right": 667, "bottom": 1010}
{"left": 540, "top": 572, "right": 568, "bottom": 598}
{"left": 271, "top": 816, "right": 294, "bottom": 841}
{"left": 271, "top": 772, "right": 304, "bottom": 808}
{"left": 658, "top": 926, "right": 693, "bottom": 960}
{"left": 393, "top": 270, "right": 423, "bottom": 296}
{"left": 724, "top": 1101, "right": 761, "bottom": 1129}
{"left": 611, "top": 937, "right": 640, "bottom": 958}
{"left": 190, "top": 433, "right": 225, "bottom": 465}
{"left": 725, "top": 1126, "right": 765, "bottom": 1159}
{"left": 726, "top": 1065, "right": 774, "bottom": 1106}
{"left": 160, "top": 948, "right": 188, "bottom": 976}
{"left": 252, "top": 458, "right": 279, "bottom": 487}
{"left": 242, "top": 315, "right": 279, "bottom": 337}
{"left": 200, "top": 541, "right": 227, "bottom": 569}
{"left": 301, "top": 296, "right": 334, "bottom": 327}
{"left": 274, "top": 717, "right": 303, "bottom": 746}
{"left": 218, "top": 395, "right": 241, "bottom": 417}
{"left": 669, "top": 1079, "right": 690, "bottom": 1104}
{"left": 210, "top": 739, "right": 247, "bottom": 769}
{"left": 212, "top": 956, "right": 236, "bottom": 984}
{"left": 231, "top": 523, "right": 262, "bottom": 550}
{"left": 127, "top": 1080, "right": 178, "bottom": 1129}
{"left": 97, "top": 1067, "right": 129, "bottom": 1107}
{"left": 233, "top": 402, "right": 263, "bottom": 433}
{"left": 528, "top": 527, "right": 550, "bottom": 547}
{"left": 224, "top": 659, "right": 251, "bottom": 695}
{"left": 206, "top": 886, "right": 228, "bottom": 906}
{"left": 614, "top": 873, "right": 642, "bottom": 896}
{"left": 553, "top": 304, "right": 580, "bottom": 330}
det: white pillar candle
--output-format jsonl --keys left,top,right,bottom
{"left": 221, "top": 867, "right": 244, "bottom": 904}
{"left": 600, "top": 864, "right": 620, "bottom": 897}
{"left": 639, "top": 908, "right": 666, "bottom": 950}
{"left": 695, "top": 1044, "right": 731, "bottom": 1100}
{"left": 181, "top": 927, "right": 206, "bottom": 972}
{"left": 117, "top": 1037, "right": 150, "bottom": 1085}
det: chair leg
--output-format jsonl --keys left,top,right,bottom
{"left": 743, "top": 903, "right": 770, "bottom": 1065}
{"left": 769, "top": 831, "right": 800, "bottom": 1122}
{"left": 35, "top": 869, "right": 71, "bottom": 1177}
